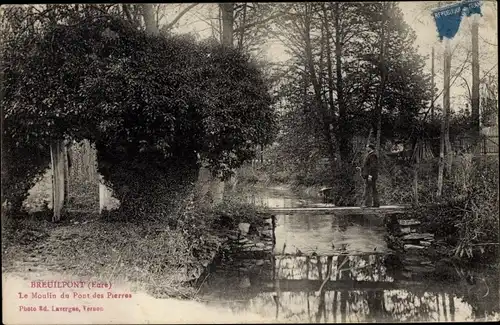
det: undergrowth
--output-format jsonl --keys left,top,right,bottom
{"left": 410, "top": 155, "right": 499, "bottom": 265}
{"left": 2, "top": 194, "right": 270, "bottom": 299}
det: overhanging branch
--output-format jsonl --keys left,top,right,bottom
{"left": 163, "top": 3, "right": 199, "bottom": 30}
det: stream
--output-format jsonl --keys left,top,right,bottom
{"left": 198, "top": 186, "right": 499, "bottom": 322}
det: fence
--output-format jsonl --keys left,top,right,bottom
{"left": 452, "top": 135, "right": 498, "bottom": 155}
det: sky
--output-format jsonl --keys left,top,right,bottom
{"left": 170, "top": 1, "right": 498, "bottom": 111}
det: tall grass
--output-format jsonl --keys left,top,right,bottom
{"left": 409, "top": 155, "right": 499, "bottom": 264}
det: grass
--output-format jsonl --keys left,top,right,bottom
{"left": 3, "top": 182, "right": 274, "bottom": 300}
{"left": 408, "top": 155, "right": 499, "bottom": 265}
{"left": 2, "top": 212, "right": 202, "bottom": 299}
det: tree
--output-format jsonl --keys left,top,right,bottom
{"left": 270, "top": 3, "right": 431, "bottom": 204}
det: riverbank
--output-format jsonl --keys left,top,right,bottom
{"left": 1, "top": 198, "right": 273, "bottom": 300}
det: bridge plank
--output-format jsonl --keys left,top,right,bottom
{"left": 268, "top": 205, "right": 411, "bottom": 215}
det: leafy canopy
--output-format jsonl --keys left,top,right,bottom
{"left": 2, "top": 13, "right": 277, "bottom": 214}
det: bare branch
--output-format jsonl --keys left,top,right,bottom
{"left": 479, "top": 34, "right": 497, "bottom": 47}
{"left": 163, "top": 3, "right": 198, "bottom": 30}
{"left": 233, "top": 8, "right": 291, "bottom": 33}
{"left": 480, "top": 63, "right": 498, "bottom": 83}
{"left": 459, "top": 75, "right": 472, "bottom": 103}
{"left": 420, "top": 51, "right": 472, "bottom": 121}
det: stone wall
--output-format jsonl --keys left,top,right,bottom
{"left": 385, "top": 214, "right": 438, "bottom": 274}
{"left": 212, "top": 215, "right": 276, "bottom": 274}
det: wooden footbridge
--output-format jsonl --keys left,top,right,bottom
{"left": 268, "top": 204, "right": 411, "bottom": 215}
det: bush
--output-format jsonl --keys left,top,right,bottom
{"left": 411, "top": 155, "right": 499, "bottom": 263}
{"left": 3, "top": 14, "right": 277, "bottom": 218}
{"left": 1, "top": 137, "right": 51, "bottom": 215}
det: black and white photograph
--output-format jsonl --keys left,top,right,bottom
{"left": 1, "top": 1, "right": 499, "bottom": 323}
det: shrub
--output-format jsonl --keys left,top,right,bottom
{"left": 1, "top": 137, "right": 51, "bottom": 215}
{"left": 3, "top": 14, "right": 277, "bottom": 218}
{"left": 411, "top": 155, "right": 499, "bottom": 263}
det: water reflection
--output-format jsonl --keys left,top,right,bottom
{"left": 241, "top": 186, "right": 388, "bottom": 255}
{"left": 205, "top": 186, "right": 499, "bottom": 322}
{"left": 274, "top": 255, "right": 394, "bottom": 283}
{"left": 201, "top": 254, "right": 499, "bottom": 322}
{"left": 274, "top": 214, "right": 388, "bottom": 256}
{"left": 243, "top": 187, "right": 309, "bottom": 208}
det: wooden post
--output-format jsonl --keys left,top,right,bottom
{"left": 444, "top": 39, "right": 453, "bottom": 174}
{"left": 412, "top": 141, "right": 420, "bottom": 205}
{"left": 63, "top": 141, "right": 69, "bottom": 204}
{"left": 99, "top": 175, "right": 113, "bottom": 214}
{"left": 431, "top": 47, "right": 435, "bottom": 120}
{"left": 50, "top": 140, "right": 68, "bottom": 222}
{"left": 471, "top": 14, "right": 480, "bottom": 142}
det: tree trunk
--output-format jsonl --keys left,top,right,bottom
{"left": 444, "top": 40, "right": 453, "bottom": 174}
{"left": 63, "top": 141, "right": 69, "bottom": 204}
{"left": 366, "top": 128, "right": 373, "bottom": 147}
{"left": 334, "top": 3, "right": 351, "bottom": 166}
{"left": 374, "top": 5, "right": 388, "bottom": 156}
{"left": 51, "top": 141, "right": 67, "bottom": 222}
{"left": 323, "top": 9, "right": 336, "bottom": 123}
{"left": 142, "top": 4, "right": 159, "bottom": 35}
{"left": 194, "top": 3, "right": 236, "bottom": 207}
{"left": 220, "top": 3, "right": 234, "bottom": 46}
{"left": 303, "top": 6, "right": 336, "bottom": 171}
{"left": 237, "top": 3, "right": 247, "bottom": 50}
{"left": 332, "top": 3, "right": 355, "bottom": 205}
{"left": 437, "top": 39, "right": 451, "bottom": 198}
{"left": 449, "top": 293, "right": 455, "bottom": 322}
{"left": 431, "top": 47, "right": 435, "bottom": 120}
{"left": 471, "top": 14, "right": 480, "bottom": 142}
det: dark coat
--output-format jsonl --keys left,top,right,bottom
{"left": 362, "top": 151, "right": 378, "bottom": 179}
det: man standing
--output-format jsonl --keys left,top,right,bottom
{"left": 361, "top": 144, "right": 380, "bottom": 208}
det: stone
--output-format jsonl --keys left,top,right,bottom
{"left": 256, "top": 260, "right": 265, "bottom": 266}
{"left": 404, "top": 244, "right": 425, "bottom": 250}
{"left": 239, "top": 238, "right": 249, "bottom": 244}
{"left": 398, "top": 219, "right": 421, "bottom": 226}
{"left": 238, "top": 223, "right": 251, "bottom": 236}
{"left": 238, "top": 277, "right": 251, "bottom": 289}
{"left": 405, "top": 264, "right": 434, "bottom": 273}
{"left": 402, "top": 233, "right": 434, "bottom": 241}
{"left": 420, "top": 241, "right": 432, "bottom": 247}
{"left": 256, "top": 242, "right": 265, "bottom": 248}
{"left": 401, "top": 227, "right": 411, "bottom": 234}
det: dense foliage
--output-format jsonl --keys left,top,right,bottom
{"left": 2, "top": 11, "right": 276, "bottom": 216}
{"left": 264, "top": 2, "right": 432, "bottom": 204}
{"left": 409, "top": 155, "right": 499, "bottom": 264}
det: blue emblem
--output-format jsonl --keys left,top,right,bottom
{"left": 432, "top": 0, "right": 483, "bottom": 41}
